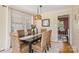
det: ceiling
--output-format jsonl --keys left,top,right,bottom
{"left": 8, "top": 5, "right": 72, "bottom": 14}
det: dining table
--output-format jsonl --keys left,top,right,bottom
{"left": 20, "top": 33, "right": 42, "bottom": 53}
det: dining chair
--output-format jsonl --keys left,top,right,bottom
{"left": 25, "top": 29, "right": 28, "bottom": 36}
{"left": 32, "top": 32, "right": 47, "bottom": 53}
{"left": 11, "top": 31, "right": 29, "bottom": 53}
{"left": 48, "top": 30, "right": 52, "bottom": 47}
{"left": 41, "top": 29, "right": 47, "bottom": 33}
{"left": 17, "top": 30, "right": 27, "bottom": 45}
{"left": 36, "top": 28, "right": 47, "bottom": 43}
{"left": 46, "top": 30, "right": 52, "bottom": 50}
{"left": 17, "top": 30, "right": 25, "bottom": 38}
{"left": 27, "top": 29, "right": 32, "bottom": 35}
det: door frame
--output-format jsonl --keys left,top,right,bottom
{"left": 57, "top": 14, "right": 71, "bottom": 44}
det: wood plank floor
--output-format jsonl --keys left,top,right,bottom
{"left": 47, "top": 41, "right": 74, "bottom": 53}
{"left": 58, "top": 42, "right": 73, "bottom": 53}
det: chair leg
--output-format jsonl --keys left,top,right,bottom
{"left": 32, "top": 49, "right": 34, "bottom": 53}
{"left": 49, "top": 44, "right": 51, "bottom": 48}
{"left": 47, "top": 46, "right": 49, "bottom": 50}
{"left": 45, "top": 50, "right": 47, "bottom": 53}
{"left": 47, "top": 44, "right": 49, "bottom": 50}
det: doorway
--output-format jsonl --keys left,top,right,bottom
{"left": 58, "top": 15, "right": 69, "bottom": 43}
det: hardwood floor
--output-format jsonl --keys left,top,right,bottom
{"left": 57, "top": 42, "right": 73, "bottom": 53}
{"left": 47, "top": 41, "right": 74, "bottom": 53}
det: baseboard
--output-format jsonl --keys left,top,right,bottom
{"left": 51, "top": 40, "right": 67, "bottom": 43}
{"left": 51, "top": 40, "right": 60, "bottom": 42}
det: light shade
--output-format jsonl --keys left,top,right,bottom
{"left": 33, "top": 15, "right": 42, "bottom": 20}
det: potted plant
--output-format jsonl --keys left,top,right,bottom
{"left": 31, "top": 24, "right": 36, "bottom": 35}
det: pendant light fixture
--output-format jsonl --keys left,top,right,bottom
{"left": 33, "top": 5, "right": 42, "bottom": 20}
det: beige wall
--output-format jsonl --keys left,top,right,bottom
{"left": 0, "top": 6, "right": 11, "bottom": 51}
{"left": 0, "top": 6, "right": 7, "bottom": 51}
{"left": 72, "top": 6, "right": 79, "bottom": 49}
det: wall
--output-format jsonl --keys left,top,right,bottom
{"left": 55, "top": 8, "right": 73, "bottom": 44}
{"left": 72, "top": 6, "right": 79, "bottom": 50}
{"left": 0, "top": 6, "right": 11, "bottom": 51}
{"left": 0, "top": 6, "right": 8, "bottom": 51}
{"left": 34, "top": 8, "right": 73, "bottom": 44}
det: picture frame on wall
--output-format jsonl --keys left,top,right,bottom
{"left": 42, "top": 19, "right": 50, "bottom": 27}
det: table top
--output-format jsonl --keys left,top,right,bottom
{"left": 19, "top": 33, "right": 42, "bottom": 41}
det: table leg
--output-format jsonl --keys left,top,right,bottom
{"left": 29, "top": 42, "right": 32, "bottom": 53}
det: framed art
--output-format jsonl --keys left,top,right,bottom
{"left": 42, "top": 19, "right": 50, "bottom": 27}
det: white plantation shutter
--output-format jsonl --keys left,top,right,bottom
{"left": 9, "top": 8, "right": 32, "bottom": 32}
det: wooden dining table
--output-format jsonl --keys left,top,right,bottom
{"left": 20, "top": 33, "right": 42, "bottom": 53}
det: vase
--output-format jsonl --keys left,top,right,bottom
{"left": 32, "top": 29, "right": 35, "bottom": 35}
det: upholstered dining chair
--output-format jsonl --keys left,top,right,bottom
{"left": 17, "top": 30, "right": 25, "bottom": 37}
{"left": 46, "top": 30, "right": 52, "bottom": 50}
{"left": 37, "top": 29, "right": 47, "bottom": 43}
{"left": 17, "top": 30, "right": 27, "bottom": 45}
{"left": 27, "top": 29, "right": 32, "bottom": 35}
{"left": 25, "top": 29, "right": 28, "bottom": 36}
{"left": 48, "top": 30, "right": 52, "bottom": 47}
{"left": 11, "top": 31, "right": 29, "bottom": 53}
{"left": 33, "top": 28, "right": 47, "bottom": 44}
{"left": 41, "top": 29, "right": 47, "bottom": 33}
{"left": 32, "top": 32, "right": 47, "bottom": 53}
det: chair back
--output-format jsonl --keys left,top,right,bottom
{"left": 46, "top": 31, "right": 50, "bottom": 46}
{"left": 49, "top": 30, "right": 52, "bottom": 41}
{"left": 24, "top": 29, "right": 28, "bottom": 36}
{"left": 41, "top": 29, "right": 47, "bottom": 33}
{"left": 48, "top": 30, "right": 52, "bottom": 46}
{"left": 11, "top": 32, "right": 20, "bottom": 53}
{"left": 17, "top": 30, "right": 25, "bottom": 38}
{"left": 41, "top": 32, "right": 47, "bottom": 51}
{"left": 27, "top": 29, "right": 32, "bottom": 35}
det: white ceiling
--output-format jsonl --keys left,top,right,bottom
{"left": 8, "top": 5, "right": 72, "bottom": 14}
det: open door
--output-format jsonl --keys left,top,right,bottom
{"left": 58, "top": 15, "right": 69, "bottom": 43}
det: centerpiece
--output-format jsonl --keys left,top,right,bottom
{"left": 31, "top": 24, "right": 36, "bottom": 35}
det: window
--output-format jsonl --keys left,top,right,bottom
{"left": 9, "top": 8, "right": 32, "bottom": 32}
